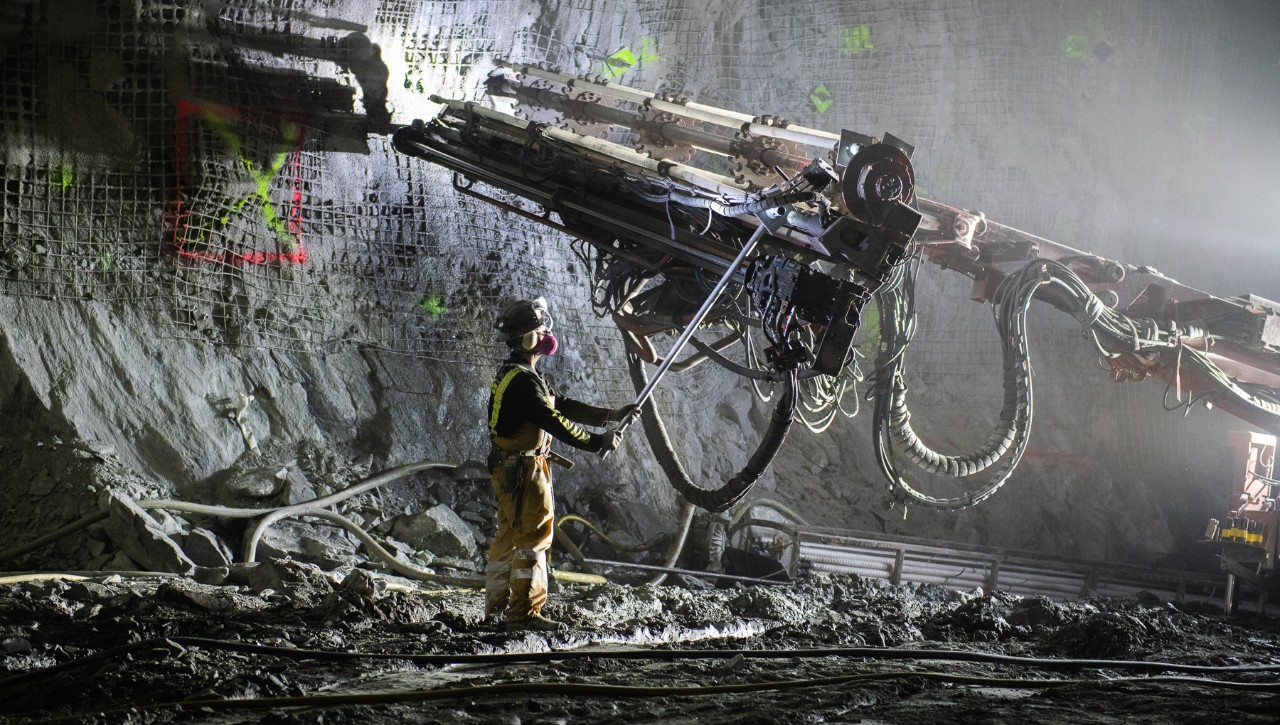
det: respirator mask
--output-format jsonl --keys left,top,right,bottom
{"left": 534, "top": 332, "right": 558, "bottom": 356}
{"left": 520, "top": 329, "right": 558, "bottom": 356}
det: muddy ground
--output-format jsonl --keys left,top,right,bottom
{"left": 2, "top": 559, "right": 1278, "bottom": 724}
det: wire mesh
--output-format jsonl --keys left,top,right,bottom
{"left": 0, "top": 0, "right": 1275, "bottom": 475}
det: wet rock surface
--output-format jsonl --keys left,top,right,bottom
{"left": 1, "top": 569, "right": 1277, "bottom": 723}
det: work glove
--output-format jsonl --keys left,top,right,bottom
{"left": 607, "top": 403, "right": 641, "bottom": 426}
{"left": 600, "top": 428, "right": 625, "bottom": 453}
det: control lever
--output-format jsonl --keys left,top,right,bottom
{"left": 600, "top": 224, "right": 767, "bottom": 459}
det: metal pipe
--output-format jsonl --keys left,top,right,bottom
{"left": 808, "top": 563, "right": 893, "bottom": 579}
{"left": 612, "top": 224, "right": 767, "bottom": 442}
{"left": 433, "top": 97, "right": 749, "bottom": 196}
{"left": 657, "top": 123, "right": 736, "bottom": 157}
{"left": 500, "top": 64, "right": 840, "bottom": 155}
{"left": 540, "top": 125, "right": 748, "bottom": 195}
{"left": 648, "top": 97, "right": 757, "bottom": 126}
{"left": 745, "top": 122, "right": 841, "bottom": 147}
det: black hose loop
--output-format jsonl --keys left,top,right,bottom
{"left": 627, "top": 351, "right": 798, "bottom": 513}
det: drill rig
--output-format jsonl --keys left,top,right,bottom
{"left": 392, "top": 63, "right": 1280, "bottom": 522}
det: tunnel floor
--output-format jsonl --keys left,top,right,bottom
{"left": 2, "top": 560, "right": 1278, "bottom": 723}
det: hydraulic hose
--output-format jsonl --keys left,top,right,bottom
{"left": 877, "top": 255, "right": 1280, "bottom": 510}
{"left": 730, "top": 497, "right": 810, "bottom": 529}
{"left": 1046, "top": 259, "right": 1280, "bottom": 425}
{"left": 627, "top": 349, "right": 798, "bottom": 513}
{"left": 556, "top": 514, "right": 666, "bottom": 554}
{"left": 244, "top": 507, "right": 482, "bottom": 588}
{"left": 663, "top": 189, "right": 817, "bottom": 219}
{"left": 649, "top": 502, "right": 696, "bottom": 586}
{"left": 689, "top": 335, "right": 825, "bottom": 383}
{"left": 878, "top": 259, "right": 1030, "bottom": 479}
{"left": 0, "top": 461, "right": 460, "bottom": 576}
{"left": 871, "top": 257, "right": 1038, "bottom": 509}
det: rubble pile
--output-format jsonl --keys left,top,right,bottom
{"left": 2, "top": 565, "right": 1277, "bottom": 723}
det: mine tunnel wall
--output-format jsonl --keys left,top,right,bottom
{"left": 1, "top": 0, "right": 1278, "bottom": 570}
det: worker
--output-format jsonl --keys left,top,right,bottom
{"left": 485, "top": 297, "right": 636, "bottom": 631}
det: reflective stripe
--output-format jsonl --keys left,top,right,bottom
{"left": 488, "top": 367, "right": 525, "bottom": 433}
{"left": 511, "top": 569, "right": 535, "bottom": 579}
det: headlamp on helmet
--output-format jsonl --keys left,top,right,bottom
{"left": 495, "top": 296, "right": 554, "bottom": 343}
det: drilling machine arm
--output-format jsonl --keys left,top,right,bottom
{"left": 392, "top": 63, "right": 1280, "bottom": 512}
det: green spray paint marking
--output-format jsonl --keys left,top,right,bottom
{"left": 54, "top": 163, "right": 74, "bottom": 191}
{"left": 1065, "top": 34, "right": 1091, "bottom": 60}
{"left": 639, "top": 36, "right": 659, "bottom": 63}
{"left": 418, "top": 294, "right": 448, "bottom": 317}
{"left": 600, "top": 37, "right": 659, "bottom": 79}
{"left": 99, "top": 251, "right": 113, "bottom": 274}
{"left": 842, "top": 25, "right": 873, "bottom": 55}
{"left": 197, "top": 106, "right": 300, "bottom": 249}
{"left": 1066, "top": 8, "right": 1105, "bottom": 60}
{"left": 810, "top": 83, "right": 834, "bottom": 113}
{"left": 857, "top": 299, "right": 881, "bottom": 362}
{"left": 602, "top": 47, "right": 636, "bottom": 79}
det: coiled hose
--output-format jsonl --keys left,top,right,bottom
{"left": 872, "top": 257, "right": 1040, "bottom": 509}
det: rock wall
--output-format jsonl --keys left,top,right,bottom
{"left": 1, "top": 0, "right": 1278, "bottom": 570}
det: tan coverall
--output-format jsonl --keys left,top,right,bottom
{"left": 485, "top": 357, "right": 609, "bottom": 621}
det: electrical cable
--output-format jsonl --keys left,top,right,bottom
{"left": 28, "top": 669, "right": 1280, "bottom": 723}
{"left": 12, "top": 640, "right": 1280, "bottom": 722}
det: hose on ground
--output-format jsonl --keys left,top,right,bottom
{"left": 8, "top": 634, "right": 1280, "bottom": 692}
{"left": 32, "top": 670, "right": 1280, "bottom": 723}
{"left": 0, "top": 571, "right": 180, "bottom": 585}
{"left": 7, "top": 635, "right": 1280, "bottom": 716}
{"left": 245, "top": 506, "right": 482, "bottom": 588}
{"left": 0, "top": 461, "right": 461, "bottom": 582}
{"left": 556, "top": 514, "right": 666, "bottom": 554}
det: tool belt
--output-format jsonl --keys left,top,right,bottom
{"left": 487, "top": 445, "right": 574, "bottom": 474}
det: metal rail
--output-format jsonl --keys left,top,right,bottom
{"left": 787, "top": 527, "right": 1278, "bottom": 616}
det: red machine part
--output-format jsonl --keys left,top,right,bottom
{"left": 914, "top": 196, "right": 1280, "bottom": 438}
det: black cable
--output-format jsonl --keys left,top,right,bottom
{"left": 7, "top": 634, "right": 1280, "bottom": 694}
{"left": 28, "top": 669, "right": 1280, "bottom": 723}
